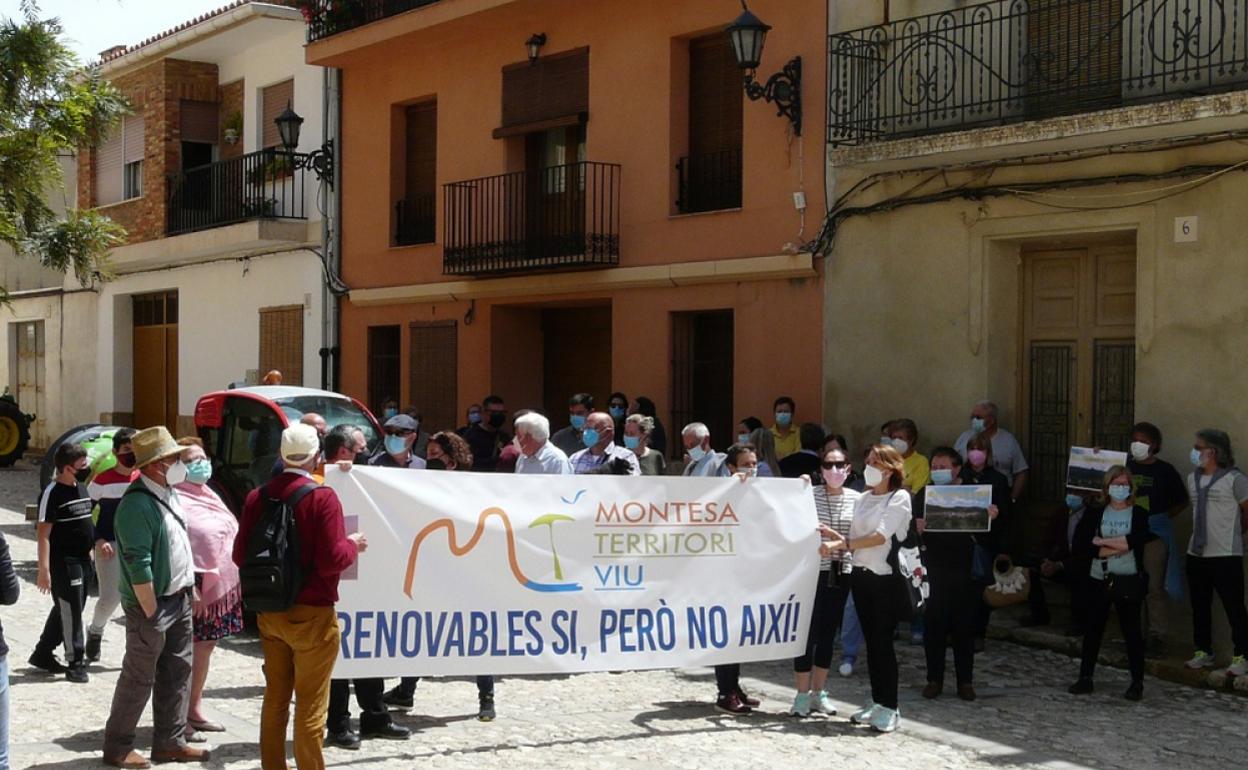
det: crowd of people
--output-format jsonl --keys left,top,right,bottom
{"left": 1, "top": 391, "right": 1245, "bottom": 768}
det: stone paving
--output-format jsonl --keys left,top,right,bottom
{"left": 1, "top": 461, "right": 1244, "bottom": 769}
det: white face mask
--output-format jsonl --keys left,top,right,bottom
{"left": 1129, "top": 441, "right": 1151, "bottom": 462}
{"left": 864, "top": 465, "right": 885, "bottom": 488}
{"left": 164, "top": 459, "right": 188, "bottom": 487}
{"left": 892, "top": 439, "right": 910, "bottom": 455}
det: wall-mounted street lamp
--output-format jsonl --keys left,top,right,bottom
{"left": 726, "top": 1, "right": 802, "bottom": 136}
{"left": 275, "top": 101, "right": 334, "bottom": 187}
{"left": 526, "top": 33, "right": 547, "bottom": 64}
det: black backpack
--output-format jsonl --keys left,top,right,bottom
{"left": 239, "top": 481, "right": 317, "bottom": 613}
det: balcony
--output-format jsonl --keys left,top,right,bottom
{"left": 827, "top": 0, "right": 1248, "bottom": 146}
{"left": 676, "top": 148, "right": 743, "bottom": 215}
{"left": 442, "top": 161, "right": 620, "bottom": 276}
{"left": 166, "top": 149, "right": 309, "bottom": 236}
{"left": 302, "top": 0, "right": 441, "bottom": 42}
{"left": 395, "top": 194, "right": 436, "bottom": 246}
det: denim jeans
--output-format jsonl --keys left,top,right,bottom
{"left": 0, "top": 654, "right": 10, "bottom": 770}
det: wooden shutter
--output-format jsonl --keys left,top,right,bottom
{"left": 261, "top": 79, "right": 295, "bottom": 148}
{"left": 259, "top": 305, "right": 304, "bottom": 387}
{"left": 95, "top": 126, "right": 124, "bottom": 206}
{"left": 123, "top": 115, "right": 145, "bottom": 164}
{"left": 404, "top": 101, "right": 437, "bottom": 199}
{"left": 689, "top": 34, "right": 743, "bottom": 158}
{"left": 500, "top": 48, "right": 589, "bottom": 131}
{"left": 408, "top": 322, "right": 457, "bottom": 435}
{"left": 180, "top": 100, "right": 219, "bottom": 144}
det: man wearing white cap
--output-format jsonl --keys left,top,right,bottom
{"left": 103, "top": 426, "right": 208, "bottom": 768}
{"left": 234, "top": 423, "right": 366, "bottom": 770}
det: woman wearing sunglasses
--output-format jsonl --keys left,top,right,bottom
{"left": 794, "top": 447, "right": 860, "bottom": 717}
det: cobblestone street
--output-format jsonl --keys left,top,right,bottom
{"left": 2, "top": 462, "right": 1243, "bottom": 769}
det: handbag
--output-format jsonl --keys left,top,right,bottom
{"left": 887, "top": 516, "right": 929, "bottom": 617}
{"left": 983, "top": 554, "right": 1031, "bottom": 608}
{"left": 970, "top": 538, "right": 993, "bottom": 584}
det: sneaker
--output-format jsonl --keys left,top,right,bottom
{"left": 714, "top": 693, "right": 752, "bottom": 715}
{"left": 1068, "top": 678, "right": 1094, "bottom": 695}
{"left": 86, "top": 632, "right": 102, "bottom": 663}
{"left": 812, "top": 690, "right": 837, "bottom": 716}
{"left": 382, "top": 686, "right": 414, "bottom": 709}
{"left": 838, "top": 661, "right": 854, "bottom": 677}
{"left": 65, "top": 664, "right": 89, "bottom": 684}
{"left": 790, "top": 692, "right": 811, "bottom": 717}
{"left": 1124, "top": 681, "right": 1143, "bottom": 701}
{"left": 869, "top": 705, "right": 899, "bottom": 733}
{"left": 849, "top": 703, "right": 877, "bottom": 725}
{"left": 734, "top": 688, "right": 760, "bottom": 709}
{"left": 1185, "top": 651, "right": 1216, "bottom": 670}
{"left": 29, "top": 649, "right": 67, "bottom": 674}
{"left": 477, "top": 696, "right": 496, "bottom": 722}
{"left": 1229, "top": 656, "right": 1248, "bottom": 676}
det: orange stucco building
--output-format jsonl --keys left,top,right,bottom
{"left": 307, "top": 0, "right": 827, "bottom": 449}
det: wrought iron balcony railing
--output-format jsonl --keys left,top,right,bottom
{"left": 166, "top": 149, "right": 309, "bottom": 236}
{"left": 442, "top": 161, "right": 621, "bottom": 276}
{"left": 395, "top": 194, "right": 436, "bottom": 246}
{"left": 676, "top": 148, "right": 743, "bottom": 215}
{"left": 827, "top": 0, "right": 1248, "bottom": 146}
{"left": 302, "top": 0, "right": 441, "bottom": 43}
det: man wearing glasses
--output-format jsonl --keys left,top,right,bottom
{"left": 369, "top": 414, "right": 427, "bottom": 469}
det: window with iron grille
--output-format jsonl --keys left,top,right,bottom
{"left": 396, "top": 101, "right": 437, "bottom": 246}
{"left": 679, "top": 33, "right": 743, "bottom": 214}
{"left": 367, "top": 325, "right": 401, "bottom": 416}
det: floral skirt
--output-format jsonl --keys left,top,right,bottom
{"left": 193, "top": 602, "right": 244, "bottom": 643}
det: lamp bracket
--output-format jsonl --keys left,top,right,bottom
{"left": 744, "top": 55, "right": 802, "bottom": 136}
{"left": 288, "top": 139, "right": 334, "bottom": 187}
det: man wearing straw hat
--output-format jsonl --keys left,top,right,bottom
{"left": 102, "top": 426, "right": 208, "bottom": 768}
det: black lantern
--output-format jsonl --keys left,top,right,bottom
{"left": 526, "top": 33, "right": 547, "bottom": 64}
{"left": 272, "top": 103, "right": 334, "bottom": 187}
{"left": 725, "top": 2, "right": 801, "bottom": 136}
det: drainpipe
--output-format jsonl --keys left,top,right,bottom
{"left": 319, "top": 66, "right": 343, "bottom": 392}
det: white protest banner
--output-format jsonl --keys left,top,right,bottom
{"left": 324, "top": 466, "right": 820, "bottom": 678}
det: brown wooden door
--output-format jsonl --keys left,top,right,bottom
{"left": 671, "top": 310, "right": 734, "bottom": 456}
{"left": 409, "top": 322, "right": 457, "bottom": 436}
{"left": 132, "top": 291, "right": 179, "bottom": 430}
{"left": 542, "top": 307, "right": 611, "bottom": 422}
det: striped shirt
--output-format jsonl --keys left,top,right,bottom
{"left": 814, "top": 485, "right": 860, "bottom": 573}
{"left": 88, "top": 466, "right": 137, "bottom": 543}
{"left": 38, "top": 481, "right": 94, "bottom": 556}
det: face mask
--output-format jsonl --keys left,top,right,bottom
{"left": 738, "top": 466, "right": 757, "bottom": 477}
{"left": 776, "top": 412, "right": 793, "bottom": 427}
{"left": 384, "top": 434, "right": 408, "bottom": 455}
{"left": 74, "top": 466, "right": 92, "bottom": 484}
{"left": 1108, "top": 484, "right": 1131, "bottom": 502}
{"left": 609, "top": 406, "right": 626, "bottom": 419}
{"left": 467, "top": 411, "right": 481, "bottom": 424}
{"left": 425, "top": 458, "right": 447, "bottom": 471}
{"left": 116, "top": 451, "right": 136, "bottom": 469}
{"left": 737, "top": 433, "right": 750, "bottom": 445}
{"left": 971, "top": 417, "right": 987, "bottom": 433}
{"left": 186, "top": 459, "right": 213, "bottom": 485}
{"left": 879, "top": 436, "right": 893, "bottom": 448}
{"left": 863, "top": 465, "right": 885, "bottom": 488}
{"left": 1191, "top": 448, "right": 1204, "bottom": 467}
{"left": 581, "top": 429, "right": 600, "bottom": 448}
{"left": 488, "top": 412, "right": 506, "bottom": 429}
{"left": 892, "top": 439, "right": 910, "bottom": 455}
{"left": 1129, "top": 441, "right": 1151, "bottom": 461}
{"left": 354, "top": 451, "right": 371, "bottom": 465}
{"left": 164, "top": 459, "right": 188, "bottom": 487}
{"left": 383, "top": 408, "right": 398, "bottom": 419}
{"left": 930, "top": 469, "right": 954, "bottom": 485}
{"left": 624, "top": 435, "right": 641, "bottom": 450}
{"left": 688, "top": 445, "right": 707, "bottom": 462}
{"left": 823, "top": 467, "right": 850, "bottom": 488}
{"left": 968, "top": 449, "right": 988, "bottom": 467}
{"left": 1065, "top": 493, "right": 1084, "bottom": 510}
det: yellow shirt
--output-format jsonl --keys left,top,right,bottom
{"left": 903, "top": 452, "right": 930, "bottom": 495}
{"left": 771, "top": 426, "right": 801, "bottom": 459}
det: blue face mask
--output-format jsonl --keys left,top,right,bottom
{"left": 581, "top": 429, "right": 600, "bottom": 448}
{"left": 930, "top": 469, "right": 954, "bottom": 485}
{"left": 468, "top": 411, "right": 481, "bottom": 425}
{"left": 688, "top": 445, "right": 707, "bottom": 462}
{"left": 624, "top": 435, "right": 641, "bottom": 450}
{"left": 609, "top": 406, "right": 626, "bottom": 419}
{"left": 971, "top": 417, "right": 986, "bottom": 433}
{"left": 1108, "top": 484, "right": 1132, "bottom": 502}
{"left": 1065, "top": 493, "right": 1084, "bottom": 510}
{"left": 775, "top": 411, "right": 793, "bottom": 427}
{"left": 737, "top": 433, "right": 750, "bottom": 445}
{"left": 186, "top": 458, "right": 213, "bottom": 485}
{"left": 383, "top": 408, "right": 398, "bottom": 419}
{"left": 1191, "top": 447, "right": 1204, "bottom": 467}
{"left": 384, "top": 434, "right": 408, "bottom": 455}
{"left": 570, "top": 414, "right": 587, "bottom": 430}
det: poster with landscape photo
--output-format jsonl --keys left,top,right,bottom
{"left": 923, "top": 485, "right": 993, "bottom": 532}
{"left": 1066, "top": 446, "right": 1128, "bottom": 491}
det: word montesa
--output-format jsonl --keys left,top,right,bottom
{"left": 594, "top": 499, "right": 739, "bottom": 557}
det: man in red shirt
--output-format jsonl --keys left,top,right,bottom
{"left": 233, "top": 423, "right": 366, "bottom": 770}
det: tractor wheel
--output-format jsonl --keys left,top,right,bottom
{"left": 0, "top": 398, "right": 31, "bottom": 468}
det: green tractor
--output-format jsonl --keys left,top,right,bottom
{"left": 0, "top": 389, "right": 33, "bottom": 468}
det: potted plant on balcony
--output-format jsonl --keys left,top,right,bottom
{"left": 244, "top": 196, "right": 278, "bottom": 218}
{"left": 249, "top": 153, "right": 293, "bottom": 185}
{"left": 296, "top": 0, "right": 367, "bottom": 32}
{"left": 223, "top": 111, "right": 242, "bottom": 145}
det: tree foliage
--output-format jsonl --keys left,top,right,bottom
{"left": 0, "top": 0, "right": 129, "bottom": 301}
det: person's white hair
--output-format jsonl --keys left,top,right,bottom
{"left": 975, "top": 400, "right": 999, "bottom": 419}
{"left": 682, "top": 422, "right": 710, "bottom": 441}
{"left": 513, "top": 412, "right": 550, "bottom": 442}
{"left": 626, "top": 413, "right": 654, "bottom": 434}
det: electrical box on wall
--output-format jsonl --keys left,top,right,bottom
{"left": 1174, "top": 216, "right": 1198, "bottom": 243}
